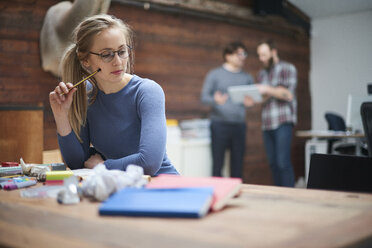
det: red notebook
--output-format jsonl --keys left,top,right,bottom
{"left": 146, "top": 175, "right": 242, "bottom": 211}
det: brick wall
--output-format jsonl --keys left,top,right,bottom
{"left": 0, "top": 0, "right": 310, "bottom": 184}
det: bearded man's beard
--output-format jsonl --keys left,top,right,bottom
{"left": 265, "top": 56, "right": 274, "bottom": 70}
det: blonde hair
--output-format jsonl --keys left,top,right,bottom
{"left": 60, "top": 14, "right": 134, "bottom": 142}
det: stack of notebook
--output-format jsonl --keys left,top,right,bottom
{"left": 146, "top": 175, "right": 242, "bottom": 211}
{"left": 45, "top": 171, "right": 74, "bottom": 185}
{"left": 99, "top": 175, "right": 242, "bottom": 218}
{"left": 99, "top": 187, "right": 214, "bottom": 218}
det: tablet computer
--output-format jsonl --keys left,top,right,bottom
{"left": 228, "top": 84, "right": 262, "bottom": 104}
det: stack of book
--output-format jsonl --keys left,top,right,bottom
{"left": 99, "top": 175, "right": 242, "bottom": 218}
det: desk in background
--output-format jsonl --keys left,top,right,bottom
{"left": 166, "top": 119, "right": 230, "bottom": 177}
{"left": 296, "top": 130, "right": 366, "bottom": 182}
{"left": 167, "top": 137, "right": 230, "bottom": 177}
{"left": 296, "top": 130, "right": 365, "bottom": 139}
{"left": 1, "top": 184, "right": 372, "bottom": 248}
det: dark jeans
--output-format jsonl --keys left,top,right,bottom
{"left": 263, "top": 123, "right": 295, "bottom": 187}
{"left": 210, "top": 121, "right": 246, "bottom": 178}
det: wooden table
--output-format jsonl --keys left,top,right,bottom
{"left": 1, "top": 184, "right": 372, "bottom": 248}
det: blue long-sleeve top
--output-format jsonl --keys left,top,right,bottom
{"left": 58, "top": 75, "right": 179, "bottom": 176}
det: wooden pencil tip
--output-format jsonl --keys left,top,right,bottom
{"left": 97, "top": 68, "right": 101, "bottom": 72}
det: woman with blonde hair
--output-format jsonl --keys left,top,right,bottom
{"left": 49, "top": 14, "right": 178, "bottom": 176}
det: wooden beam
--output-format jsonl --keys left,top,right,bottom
{"left": 113, "top": 0, "right": 308, "bottom": 37}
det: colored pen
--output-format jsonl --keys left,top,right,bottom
{"left": 3, "top": 180, "right": 37, "bottom": 190}
{"left": 0, "top": 181, "right": 12, "bottom": 188}
{"left": 1, "top": 175, "right": 22, "bottom": 179}
{"left": 3, "top": 183, "right": 17, "bottom": 190}
{"left": 15, "top": 180, "right": 37, "bottom": 188}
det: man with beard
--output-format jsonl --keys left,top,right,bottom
{"left": 201, "top": 42, "right": 254, "bottom": 179}
{"left": 256, "top": 40, "right": 297, "bottom": 187}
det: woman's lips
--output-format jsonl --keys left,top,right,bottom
{"left": 111, "top": 70, "right": 123, "bottom": 75}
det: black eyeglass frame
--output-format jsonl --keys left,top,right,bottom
{"left": 89, "top": 45, "right": 132, "bottom": 62}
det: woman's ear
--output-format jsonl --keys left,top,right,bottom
{"left": 81, "top": 60, "right": 92, "bottom": 73}
{"left": 78, "top": 51, "right": 91, "bottom": 72}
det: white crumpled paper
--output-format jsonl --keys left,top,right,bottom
{"left": 81, "top": 164, "right": 147, "bottom": 201}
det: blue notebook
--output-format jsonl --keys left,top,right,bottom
{"left": 99, "top": 187, "right": 214, "bottom": 218}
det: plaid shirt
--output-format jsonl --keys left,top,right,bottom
{"left": 257, "top": 61, "right": 297, "bottom": 130}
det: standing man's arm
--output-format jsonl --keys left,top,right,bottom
{"left": 200, "top": 71, "right": 228, "bottom": 106}
{"left": 257, "top": 85, "right": 293, "bottom": 101}
{"left": 257, "top": 65, "right": 297, "bottom": 102}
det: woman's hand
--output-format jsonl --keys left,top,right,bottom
{"left": 49, "top": 82, "right": 77, "bottom": 136}
{"left": 84, "top": 153, "right": 105, "bottom": 169}
{"left": 49, "top": 82, "right": 77, "bottom": 116}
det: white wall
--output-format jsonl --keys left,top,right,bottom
{"left": 310, "top": 10, "right": 372, "bottom": 130}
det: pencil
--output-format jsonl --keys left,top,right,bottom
{"left": 60, "top": 68, "right": 101, "bottom": 96}
{"left": 1, "top": 175, "right": 22, "bottom": 178}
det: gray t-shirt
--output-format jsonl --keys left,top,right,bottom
{"left": 200, "top": 66, "right": 254, "bottom": 123}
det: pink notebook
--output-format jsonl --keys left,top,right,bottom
{"left": 146, "top": 175, "right": 242, "bottom": 211}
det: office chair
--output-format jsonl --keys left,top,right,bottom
{"left": 324, "top": 112, "right": 355, "bottom": 154}
{"left": 307, "top": 153, "right": 372, "bottom": 193}
{"left": 361, "top": 102, "right": 372, "bottom": 156}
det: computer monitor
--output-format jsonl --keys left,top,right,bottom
{"left": 368, "top": 83, "right": 372, "bottom": 95}
{"left": 346, "top": 94, "right": 372, "bottom": 132}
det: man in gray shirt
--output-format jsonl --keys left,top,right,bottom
{"left": 201, "top": 42, "right": 254, "bottom": 178}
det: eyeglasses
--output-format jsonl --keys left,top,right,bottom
{"left": 89, "top": 46, "right": 131, "bottom": 63}
{"left": 236, "top": 52, "right": 248, "bottom": 58}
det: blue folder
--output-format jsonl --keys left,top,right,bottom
{"left": 99, "top": 187, "right": 214, "bottom": 218}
